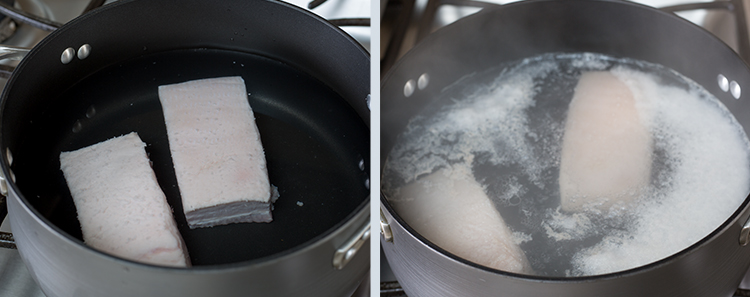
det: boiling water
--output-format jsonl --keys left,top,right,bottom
{"left": 382, "top": 53, "right": 750, "bottom": 277}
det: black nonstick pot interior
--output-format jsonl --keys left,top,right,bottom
{"left": 11, "top": 47, "right": 369, "bottom": 266}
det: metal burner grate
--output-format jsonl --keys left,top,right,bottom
{"left": 661, "top": 0, "right": 750, "bottom": 62}
{"left": 380, "top": 0, "right": 750, "bottom": 75}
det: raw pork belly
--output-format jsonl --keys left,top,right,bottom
{"left": 391, "top": 166, "right": 532, "bottom": 274}
{"left": 59, "top": 132, "right": 190, "bottom": 267}
{"left": 158, "top": 76, "right": 275, "bottom": 229}
{"left": 559, "top": 71, "right": 653, "bottom": 213}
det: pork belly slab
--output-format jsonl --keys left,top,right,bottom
{"left": 559, "top": 71, "right": 653, "bottom": 213}
{"left": 390, "top": 166, "right": 533, "bottom": 274}
{"left": 158, "top": 76, "right": 276, "bottom": 229}
{"left": 59, "top": 132, "right": 190, "bottom": 267}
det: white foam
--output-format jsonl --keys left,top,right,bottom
{"left": 570, "top": 67, "right": 750, "bottom": 276}
{"left": 543, "top": 208, "right": 595, "bottom": 242}
{"left": 513, "top": 231, "right": 533, "bottom": 245}
{"left": 570, "top": 52, "right": 610, "bottom": 70}
{"left": 383, "top": 59, "right": 558, "bottom": 188}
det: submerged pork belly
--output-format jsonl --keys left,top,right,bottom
{"left": 559, "top": 71, "right": 653, "bottom": 213}
{"left": 391, "top": 166, "right": 533, "bottom": 274}
{"left": 59, "top": 132, "right": 190, "bottom": 267}
{"left": 158, "top": 76, "right": 275, "bottom": 229}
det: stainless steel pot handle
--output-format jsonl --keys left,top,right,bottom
{"left": 0, "top": 44, "right": 29, "bottom": 61}
{"left": 0, "top": 138, "right": 17, "bottom": 249}
{"left": 0, "top": 45, "right": 29, "bottom": 78}
{"left": 740, "top": 215, "right": 750, "bottom": 246}
{"left": 380, "top": 208, "right": 393, "bottom": 243}
{"left": 333, "top": 220, "right": 370, "bottom": 270}
{"left": 0, "top": 176, "right": 15, "bottom": 249}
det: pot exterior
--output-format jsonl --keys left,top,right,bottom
{"left": 8, "top": 188, "right": 369, "bottom": 297}
{"left": 381, "top": 200, "right": 750, "bottom": 297}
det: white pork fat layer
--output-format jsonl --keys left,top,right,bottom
{"left": 390, "top": 165, "right": 533, "bottom": 274}
{"left": 59, "top": 132, "right": 190, "bottom": 267}
{"left": 558, "top": 71, "right": 653, "bottom": 213}
{"left": 158, "top": 76, "right": 273, "bottom": 228}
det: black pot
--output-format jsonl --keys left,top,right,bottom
{"left": 1, "top": 0, "right": 370, "bottom": 296}
{"left": 380, "top": 0, "right": 750, "bottom": 296}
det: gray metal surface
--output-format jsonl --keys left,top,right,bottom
{"left": 381, "top": 198, "right": 750, "bottom": 297}
{"left": 0, "top": 219, "right": 44, "bottom": 297}
{"left": 9, "top": 186, "right": 369, "bottom": 297}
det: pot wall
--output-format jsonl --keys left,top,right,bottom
{"left": 381, "top": 199, "right": 750, "bottom": 297}
{"left": 8, "top": 187, "right": 369, "bottom": 297}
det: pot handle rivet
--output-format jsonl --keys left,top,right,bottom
{"left": 380, "top": 209, "right": 393, "bottom": 243}
{"left": 730, "top": 81, "right": 741, "bottom": 99}
{"left": 5, "top": 148, "right": 12, "bottom": 166}
{"left": 404, "top": 79, "right": 415, "bottom": 97}
{"left": 333, "top": 221, "right": 370, "bottom": 270}
{"left": 719, "top": 74, "right": 729, "bottom": 92}
{"left": 418, "top": 73, "right": 429, "bottom": 90}
{"left": 77, "top": 44, "right": 91, "bottom": 60}
{"left": 740, "top": 216, "right": 750, "bottom": 246}
{"left": 61, "top": 47, "right": 75, "bottom": 64}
